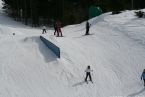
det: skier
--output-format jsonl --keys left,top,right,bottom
{"left": 85, "top": 65, "right": 93, "bottom": 83}
{"left": 141, "top": 69, "right": 145, "bottom": 86}
{"left": 57, "top": 21, "right": 63, "bottom": 37}
{"left": 85, "top": 21, "right": 91, "bottom": 35}
{"left": 54, "top": 22, "right": 57, "bottom": 35}
{"left": 42, "top": 26, "right": 47, "bottom": 34}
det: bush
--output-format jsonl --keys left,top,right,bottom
{"left": 112, "top": 11, "right": 121, "bottom": 15}
{"left": 135, "top": 11, "right": 144, "bottom": 18}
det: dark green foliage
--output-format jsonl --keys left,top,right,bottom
{"left": 2, "top": 0, "right": 145, "bottom": 26}
{"left": 135, "top": 11, "right": 144, "bottom": 18}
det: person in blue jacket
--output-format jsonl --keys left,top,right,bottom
{"left": 141, "top": 69, "right": 145, "bottom": 86}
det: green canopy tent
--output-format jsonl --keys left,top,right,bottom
{"left": 89, "top": 5, "right": 102, "bottom": 18}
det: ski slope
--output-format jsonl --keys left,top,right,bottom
{"left": 0, "top": 4, "right": 145, "bottom": 97}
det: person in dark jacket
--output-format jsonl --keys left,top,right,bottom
{"left": 85, "top": 65, "right": 93, "bottom": 83}
{"left": 85, "top": 21, "right": 91, "bottom": 35}
{"left": 141, "top": 69, "right": 145, "bottom": 86}
{"left": 54, "top": 22, "right": 57, "bottom": 35}
{"left": 42, "top": 26, "right": 47, "bottom": 34}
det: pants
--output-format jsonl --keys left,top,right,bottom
{"left": 58, "top": 31, "right": 63, "bottom": 37}
{"left": 42, "top": 29, "right": 46, "bottom": 34}
{"left": 85, "top": 28, "right": 89, "bottom": 35}
{"left": 57, "top": 28, "right": 62, "bottom": 37}
{"left": 54, "top": 28, "right": 57, "bottom": 35}
{"left": 85, "top": 73, "right": 92, "bottom": 81}
{"left": 144, "top": 79, "right": 145, "bottom": 86}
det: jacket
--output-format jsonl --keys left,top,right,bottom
{"left": 42, "top": 26, "right": 46, "bottom": 30}
{"left": 86, "top": 22, "right": 90, "bottom": 29}
{"left": 141, "top": 72, "right": 145, "bottom": 80}
{"left": 85, "top": 68, "right": 93, "bottom": 73}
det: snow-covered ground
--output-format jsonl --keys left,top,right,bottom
{"left": 0, "top": 3, "right": 145, "bottom": 97}
{"left": 0, "top": 0, "right": 2, "bottom": 9}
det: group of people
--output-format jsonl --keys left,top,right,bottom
{"left": 42, "top": 21, "right": 63, "bottom": 37}
{"left": 42, "top": 20, "right": 91, "bottom": 36}
{"left": 85, "top": 66, "right": 145, "bottom": 86}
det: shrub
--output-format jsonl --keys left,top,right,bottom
{"left": 112, "top": 11, "right": 121, "bottom": 15}
{"left": 135, "top": 11, "right": 144, "bottom": 18}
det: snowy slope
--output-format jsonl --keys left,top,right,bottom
{"left": 43, "top": 11, "right": 145, "bottom": 97}
{"left": 0, "top": 5, "right": 145, "bottom": 97}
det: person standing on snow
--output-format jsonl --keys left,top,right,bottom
{"left": 54, "top": 22, "right": 57, "bottom": 35}
{"left": 85, "top": 21, "right": 91, "bottom": 35}
{"left": 141, "top": 69, "right": 145, "bottom": 86}
{"left": 42, "top": 25, "right": 47, "bottom": 34}
{"left": 56, "top": 21, "right": 63, "bottom": 37}
{"left": 85, "top": 65, "right": 93, "bottom": 83}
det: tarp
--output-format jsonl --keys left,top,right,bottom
{"left": 40, "top": 36, "right": 60, "bottom": 58}
{"left": 89, "top": 5, "right": 102, "bottom": 18}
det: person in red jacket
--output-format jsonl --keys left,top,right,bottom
{"left": 56, "top": 21, "right": 63, "bottom": 37}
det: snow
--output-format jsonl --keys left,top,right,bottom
{"left": 0, "top": 6, "right": 145, "bottom": 97}
{"left": 0, "top": 0, "right": 2, "bottom": 9}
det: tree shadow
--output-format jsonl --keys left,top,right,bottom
{"left": 72, "top": 80, "right": 86, "bottom": 87}
{"left": 127, "top": 88, "right": 145, "bottom": 97}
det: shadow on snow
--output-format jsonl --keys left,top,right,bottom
{"left": 127, "top": 88, "right": 145, "bottom": 97}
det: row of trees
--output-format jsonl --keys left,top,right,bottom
{"left": 2, "top": 0, "right": 145, "bottom": 26}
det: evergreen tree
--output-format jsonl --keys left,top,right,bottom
{"left": 2, "top": 0, "right": 145, "bottom": 26}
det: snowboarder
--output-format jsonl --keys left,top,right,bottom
{"left": 85, "top": 21, "right": 91, "bottom": 35}
{"left": 85, "top": 65, "right": 93, "bottom": 83}
{"left": 42, "top": 26, "right": 47, "bottom": 34}
{"left": 54, "top": 22, "right": 57, "bottom": 35}
{"left": 141, "top": 69, "right": 145, "bottom": 86}
{"left": 56, "top": 21, "right": 63, "bottom": 37}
